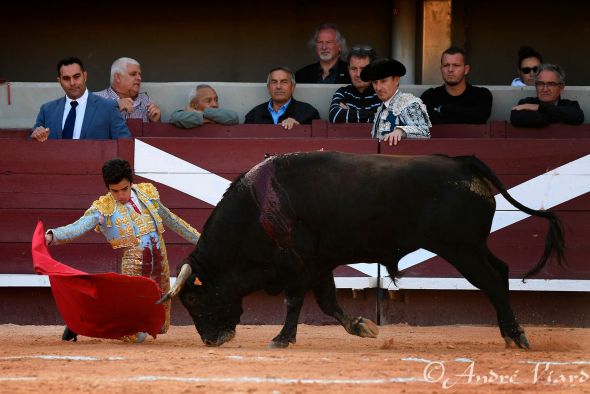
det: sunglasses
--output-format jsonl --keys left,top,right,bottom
{"left": 351, "top": 45, "right": 375, "bottom": 54}
{"left": 535, "top": 81, "right": 563, "bottom": 89}
{"left": 520, "top": 66, "right": 539, "bottom": 74}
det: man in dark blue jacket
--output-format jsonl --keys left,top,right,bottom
{"left": 245, "top": 66, "right": 320, "bottom": 130}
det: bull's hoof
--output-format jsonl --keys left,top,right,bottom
{"left": 203, "top": 330, "right": 235, "bottom": 347}
{"left": 269, "top": 334, "right": 295, "bottom": 349}
{"left": 268, "top": 340, "right": 290, "bottom": 349}
{"left": 353, "top": 317, "right": 379, "bottom": 338}
{"left": 514, "top": 333, "right": 530, "bottom": 350}
{"left": 503, "top": 336, "right": 515, "bottom": 348}
{"left": 503, "top": 334, "right": 530, "bottom": 350}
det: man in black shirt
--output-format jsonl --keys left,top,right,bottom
{"left": 295, "top": 23, "right": 351, "bottom": 84}
{"left": 510, "top": 64, "right": 584, "bottom": 128}
{"left": 420, "top": 46, "right": 492, "bottom": 124}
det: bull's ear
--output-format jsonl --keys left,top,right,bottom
{"left": 194, "top": 277, "right": 203, "bottom": 286}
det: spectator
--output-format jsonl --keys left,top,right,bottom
{"left": 295, "top": 23, "right": 351, "bottom": 84}
{"left": 31, "top": 57, "right": 130, "bottom": 141}
{"left": 45, "top": 158, "right": 200, "bottom": 343}
{"left": 95, "top": 57, "right": 161, "bottom": 123}
{"left": 511, "top": 46, "right": 543, "bottom": 87}
{"left": 329, "top": 45, "right": 381, "bottom": 123}
{"left": 420, "top": 46, "right": 492, "bottom": 124}
{"left": 170, "top": 85, "right": 239, "bottom": 128}
{"left": 360, "top": 58, "right": 431, "bottom": 146}
{"left": 245, "top": 66, "right": 320, "bottom": 130}
{"left": 510, "top": 64, "right": 584, "bottom": 128}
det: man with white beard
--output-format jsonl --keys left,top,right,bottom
{"left": 295, "top": 23, "right": 351, "bottom": 84}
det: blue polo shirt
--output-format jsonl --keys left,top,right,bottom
{"left": 267, "top": 99, "right": 291, "bottom": 124}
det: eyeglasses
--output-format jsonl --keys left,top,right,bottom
{"left": 535, "top": 81, "right": 563, "bottom": 89}
{"left": 520, "top": 66, "right": 539, "bottom": 74}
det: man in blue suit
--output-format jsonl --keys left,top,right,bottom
{"left": 31, "top": 57, "right": 131, "bottom": 141}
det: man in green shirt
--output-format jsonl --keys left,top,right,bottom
{"left": 170, "top": 84, "right": 239, "bottom": 128}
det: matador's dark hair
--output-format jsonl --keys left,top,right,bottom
{"left": 102, "top": 158, "right": 134, "bottom": 188}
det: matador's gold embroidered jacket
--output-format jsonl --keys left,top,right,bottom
{"left": 50, "top": 183, "right": 200, "bottom": 250}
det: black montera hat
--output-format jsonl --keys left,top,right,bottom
{"left": 360, "top": 58, "right": 406, "bottom": 82}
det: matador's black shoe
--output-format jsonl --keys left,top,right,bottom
{"left": 62, "top": 326, "right": 78, "bottom": 342}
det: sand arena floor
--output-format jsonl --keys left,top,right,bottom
{"left": 0, "top": 324, "right": 589, "bottom": 393}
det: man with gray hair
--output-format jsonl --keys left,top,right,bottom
{"left": 510, "top": 64, "right": 584, "bottom": 128}
{"left": 245, "top": 66, "right": 319, "bottom": 129}
{"left": 95, "top": 57, "right": 161, "bottom": 122}
{"left": 295, "top": 23, "right": 351, "bottom": 84}
{"left": 170, "top": 85, "right": 239, "bottom": 128}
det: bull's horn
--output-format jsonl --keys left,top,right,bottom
{"left": 156, "top": 264, "right": 192, "bottom": 304}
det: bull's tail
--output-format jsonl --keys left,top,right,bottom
{"left": 461, "top": 155, "right": 566, "bottom": 280}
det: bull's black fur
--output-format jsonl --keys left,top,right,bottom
{"left": 177, "top": 151, "right": 566, "bottom": 349}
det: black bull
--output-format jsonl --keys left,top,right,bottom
{"left": 158, "top": 151, "right": 565, "bottom": 349}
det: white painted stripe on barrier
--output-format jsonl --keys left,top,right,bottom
{"left": 0, "top": 274, "right": 373, "bottom": 289}
{"left": 395, "top": 154, "right": 590, "bottom": 273}
{"left": 4, "top": 274, "right": 589, "bottom": 292}
{"left": 382, "top": 278, "right": 590, "bottom": 292}
{"left": 0, "top": 274, "right": 50, "bottom": 287}
{"left": 134, "top": 139, "right": 231, "bottom": 206}
{"left": 494, "top": 158, "right": 590, "bottom": 212}
{"left": 333, "top": 276, "right": 379, "bottom": 289}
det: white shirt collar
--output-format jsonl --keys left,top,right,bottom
{"left": 66, "top": 88, "right": 89, "bottom": 106}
